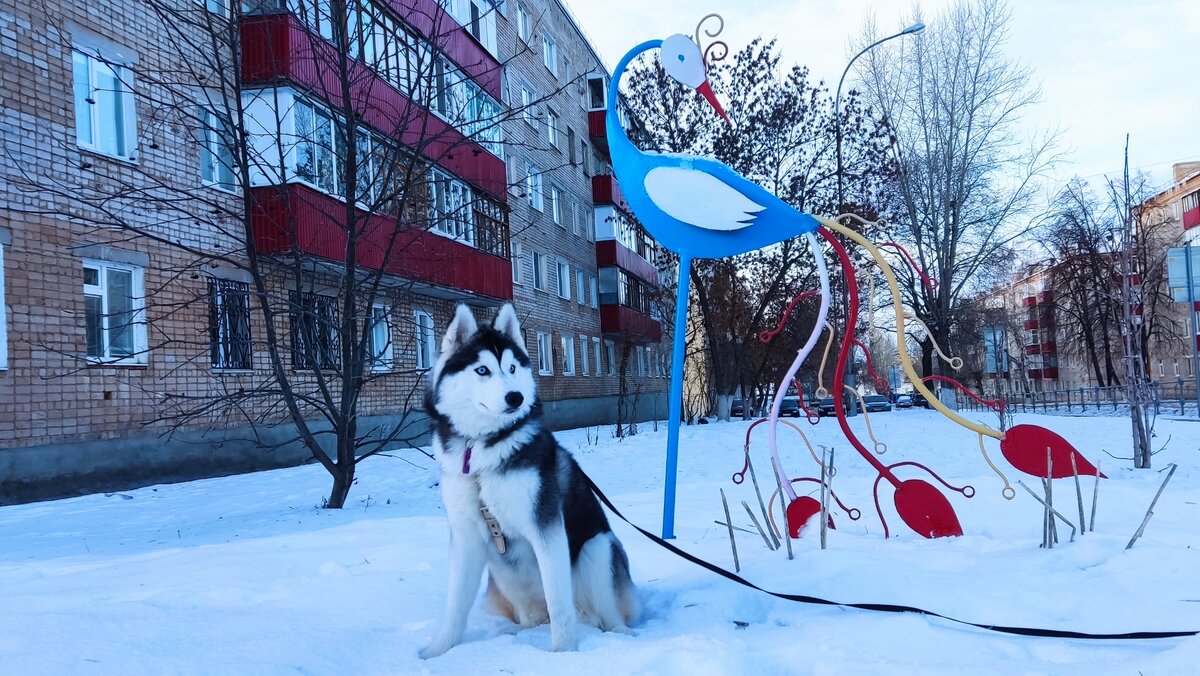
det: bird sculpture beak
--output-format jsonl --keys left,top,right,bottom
{"left": 697, "top": 80, "right": 731, "bottom": 126}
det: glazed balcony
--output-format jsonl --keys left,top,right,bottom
{"left": 240, "top": 12, "right": 506, "bottom": 202}
{"left": 250, "top": 184, "right": 512, "bottom": 302}
{"left": 599, "top": 304, "right": 662, "bottom": 343}
{"left": 1184, "top": 205, "right": 1200, "bottom": 230}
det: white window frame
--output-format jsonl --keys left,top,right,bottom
{"left": 511, "top": 240, "right": 523, "bottom": 285}
{"left": 83, "top": 259, "right": 148, "bottom": 365}
{"left": 604, "top": 339, "right": 615, "bottom": 376}
{"left": 579, "top": 334, "right": 589, "bottom": 376}
{"left": 200, "top": 108, "right": 237, "bottom": 193}
{"left": 546, "top": 108, "right": 559, "bottom": 148}
{"left": 197, "top": 0, "right": 231, "bottom": 16}
{"left": 369, "top": 303, "right": 393, "bottom": 372}
{"left": 532, "top": 250, "right": 548, "bottom": 291}
{"left": 561, "top": 333, "right": 575, "bottom": 375}
{"left": 516, "top": 5, "right": 530, "bottom": 42}
{"left": 0, "top": 241, "right": 7, "bottom": 370}
{"left": 550, "top": 184, "right": 563, "bottom": 226}
{"left": 557, "top": 260, "right": 570, "bottom": 299}
{"left": 520, "top": 83, "right": 537, "bottom": 128}
{"left": 592, "top": 337, "right": 601, "bottom": 380}
{"left": 526, "top": 163, "right": 543, "bottom": 211}
{"left": 536, "top": 331, "right": 552, "bottom": 375}
{"left": 415, "top": 310, "right": 436, "bottom": 370}
{"left": 576, "top": 268, "right": 586, "bottom": 304}
{"left": 72, "top": 48, "right": 137, "bottom": 161}
{"left": 542, "top": 33, "right": 557, "bottom": 75}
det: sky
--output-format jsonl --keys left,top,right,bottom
{"left": 563, "top": 0, "right": 1200, "bottom": 194}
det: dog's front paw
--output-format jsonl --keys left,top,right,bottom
{"left": 418, "top": 641, "right": 453, "bottom": 660}
{"left": 549, "top": 627, "right": 578, "bottom": 652}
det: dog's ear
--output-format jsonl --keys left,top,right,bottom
{"left": 493, "top": 303, "right": 522, "bottom": 346}
{"left": 441, "top": 304, "right": 478, "bottom": 356}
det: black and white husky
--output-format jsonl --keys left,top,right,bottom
{"left": 419, "top": 303, "right": 638, "bottom": 658}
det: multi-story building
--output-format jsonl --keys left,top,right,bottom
{"left": 0, "top": 0, "right": 665, "bottom": 502}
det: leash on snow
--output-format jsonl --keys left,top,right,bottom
{"left": 583, "top": 474, "right": 1199, "bottom": 641}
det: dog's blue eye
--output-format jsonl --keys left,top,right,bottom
{"left": 475, "top": 366, "right": 490, "bottom": 376}
{"left": 508, "top": 364, "right": 515, "bottom": 374}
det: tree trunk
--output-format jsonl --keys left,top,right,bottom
{"left": 326, "top": 464, "right": 354, "bottom": 509}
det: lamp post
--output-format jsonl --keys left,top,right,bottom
{"left": 834, "top": 21, "right": 924, "bottom": 416}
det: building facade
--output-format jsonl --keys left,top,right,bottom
{"left": 0, "top": 0, "right": 665, "bottom": 502}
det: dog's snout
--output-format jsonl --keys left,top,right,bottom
{"left": 505, "top": 391, "right": 524, "bottom": 408}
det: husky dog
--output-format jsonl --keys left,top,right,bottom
{"left": 419, "top": 303, "right": 638, "bottom": 658}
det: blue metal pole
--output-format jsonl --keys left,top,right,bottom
{"left": 662, "top": 253, "right": 692, "bottom": 540}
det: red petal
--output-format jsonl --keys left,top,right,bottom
{"left": 1001, "top": 424, "right": 1105, "bottom": 479}
{"left": 894, "top": 479, "right": 963, "bottom": 538}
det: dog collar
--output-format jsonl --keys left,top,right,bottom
{"left": 462, "top": 446, "right": 473, "bottom": 474}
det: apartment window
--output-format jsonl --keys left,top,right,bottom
{"left": 526, "top": 163, "right": 543, "bottom": 211}
{"left": 1157, "top": 359, "right": 1164, "bottom": 378}
{"left": 415, "top": 310, "right": 436, "bottom": 369}
{"left": 592, "top": 337, "right": 601, "bottom": 380}
{"left": 208, "top": 278, "right": 252, "bottom": 370}
{"left": 546, "top": 109, "right": 559, "bottom": 148}
{"left": 294, "top": 100, "right": 344, "bottom": 197}
{"left": 1173, "top": 359, "right": 1180, "bottom": 377}
{"left": 542, "top": 34, "right": 557, "bottom": 75}
{"left": 1184, "top": 191, "right": 1200, "bottom": 214}
{"left": 579, "top": 335, "right": 590, "bottom": 375}
{"left": 564, "top": 198, "right": 575, "bottom": 233}
{"left": 636, "top": 346, "right": 646, "bottom": 376}
{"left": 200, "top": 109, "right": 236, "bottom": 192}
{"left": 532, "top": 250, "right": 548, "bottom": 291}
{"left": 550, "top": 185, "right": 563, "bottom": 226}
{"left": 576, "top": 269, "right": 586, "bottom": 304}
{"left": 560, "top": 334, "right": 575, "bottom": 375}
{"left": 604, "top": 340, "right": 616, "bottom": 376}
{"left": 586, "top": 74, "right": 606, "bottom": 110}
{"left": 72, "top": 49, "right": 136, "bottom": 160}
{"left": 567, "top": 128, "right": 576, "bottom": 163}
{"left": 536, "top": 331, "right": 552, "bottom": 374}
{"left": 516, "top": 5, "right": 530, "bottom": 42}
{"left": 428, "top": 168, "right": 475, "bottom": 244}
{"left": 520, "top": 83, "right": 537, "bottom": 127}
{"left": 368, "top": 304, "right": 393, "bottom": 371}
{"left": 589, "top": 275, "right": 598, "bottom": 307}
{"left": 581, "top": 141, "right": 590, "bottom": 176}
{"left": 83, "top": 260, "right": 146, "bottom": 363}
{"left": 0, "top": 241, "right": 7, "bottom": 370}
{"left": 511, "top": 240, "right": 523, "bottom": 284}
{"left": 290, "top": 291, "right": 339, "bottom": 369}
{"left": 556, "top": 260, "right": 570, "bottom": 299}
{"left": 198, "top": 0, "right": 229, "bottom": 15}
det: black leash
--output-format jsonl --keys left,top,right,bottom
{"left": 585, "top": 474, "right": 1198, "bottom": 640}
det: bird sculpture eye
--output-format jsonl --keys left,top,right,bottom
{"left": 508, "top": 364, "right": 516, "bottom": 374}
{"left": 678, "top": 54, "right": 685, "bottom": 62}
{"left": 475, "top": 366, "right": 490, "bottom": 376}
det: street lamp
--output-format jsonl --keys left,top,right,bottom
{"left": 834, "top": 21, "right": 924, "bottom": 416}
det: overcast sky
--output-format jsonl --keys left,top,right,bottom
{"left": 563, "top": 0, "right": 1200, "bottom": 193}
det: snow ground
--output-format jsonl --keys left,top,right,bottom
{"left": 2, "top": 409, "right": 1199, "bottom": 675}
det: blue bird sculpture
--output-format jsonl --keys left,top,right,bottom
{"left": 606, "top": 34, "right": 823, "bottom": 538}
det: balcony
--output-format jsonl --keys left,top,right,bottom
{"left": 599, "top": 304, "right": 661, "bottom": 343}
{"left": 1028, "top": 368, "right": 1059, "bottom": 380}
{"left": 250, "top": 184, "right": 512, "bottom": 302}
{"left": 241, "top": 12, "right": 507, "bottom": 202}
{"left": 592, "top": 174, "right": 630, "bottom": 213}
{"left": 588, "top": 110, "right": 609, "bottom": 157}
{"left": 1184, "top": 205, "right": 1200, "bottom": 230}
{"left": 1022, "top": 295, "right": 1037, "bottom": 308}
{"left": 1023, "top": 319, "right": 1040, "bottom": 330}
{"left": 1040, "top": 341, "right": 1057, "bottom": 354}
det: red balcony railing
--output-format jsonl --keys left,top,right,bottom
{"left": 1184, "top": 205, "right": 1200, "bottom": 230}
{"left": 250, "top": 184, "right": 512, "bottom": 301}
{"left": 599, "top": 304, "right": 661, "bottom": 342}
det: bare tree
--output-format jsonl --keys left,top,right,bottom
{"left": 5, "top": 0, "right": 555, "bottom": 506}
{"left": 857, "top": 0, "right": 1061, "bottom": 378}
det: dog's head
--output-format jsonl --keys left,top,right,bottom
{"left": 431, "top": 303, "right": 537, "bottom": 438}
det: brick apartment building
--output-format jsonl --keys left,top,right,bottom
{"left": 0, "top": 0, "right": 666, "bottom": 501}
{"left": 979, "top": 162, "right": 1200, "bottom": 394}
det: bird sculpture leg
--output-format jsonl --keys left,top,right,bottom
{"left": 662, "top": 253, "right": 693, "bottom": 539}
{"left": 765, "top": 233, "right": 830, "bottom": 514}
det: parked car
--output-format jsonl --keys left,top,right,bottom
{"left": 910, "top": 392, "right": 930, "bottom": 409}
{"left": 817, "top": 398, "right": 838, "bottom": 416}
{"left": 779, "top": 396, "right": 801, "bottom": 417}
{"left": 895, "top": 394, "right": 913, "bottom": 409}
{"left": 864, "top": 395, "right": 892, "bottom": 412}
{"left": 730, "top": 399, "right": 746, "bottom": 417}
